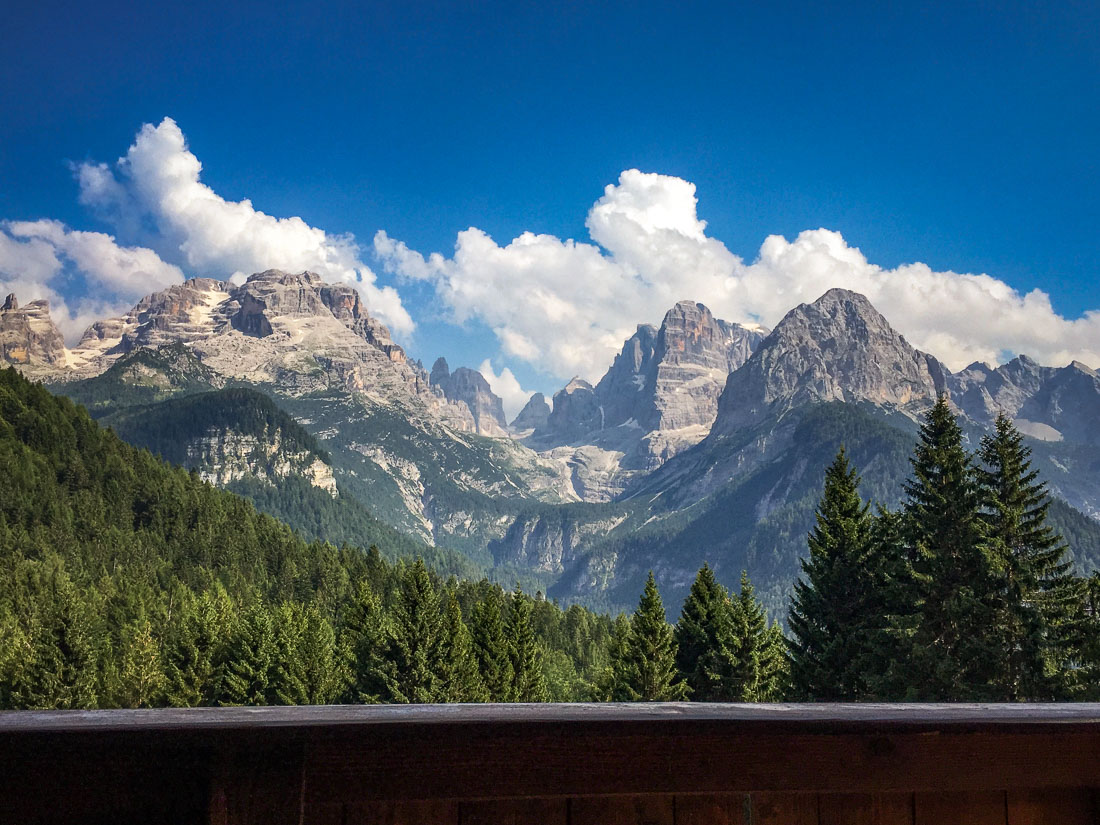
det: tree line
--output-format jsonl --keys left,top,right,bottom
{"left": 3, "top": 365, "right": 1099, "bottom": 706}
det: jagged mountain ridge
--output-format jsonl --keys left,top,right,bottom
{"left": 523, "top": 300, "right": 769, "bottom": 501}
{"left": 4, "top": 274, "right": 1099, "bottom": 613}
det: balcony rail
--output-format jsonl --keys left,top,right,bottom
{"left": 2, "top": 703, "right": 1099, "bottom": 824}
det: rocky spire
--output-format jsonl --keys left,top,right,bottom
{"left": 511, "top": 392, "right": 551, "bottom": 432}
{"left": 3, "top": 293, "right": 17, "bottom": 311}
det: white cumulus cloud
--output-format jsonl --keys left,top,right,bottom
{"left": 477, "top": 359, "right": 534, "bottom": 422}
{"left": 376, "top": 169, "right": 1100, "bottom": 380}
{"left": 76, "top": 117, "right": 413, "bottom": 335}
{"left": 0, "top": 220, "right": 184, "bottom": 341}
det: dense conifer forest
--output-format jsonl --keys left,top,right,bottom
{"left": 1, "top": 368, "right": 1098, "bottom": 707}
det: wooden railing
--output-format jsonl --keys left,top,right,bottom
{"left": 2, "top": 703, "right": 1098, "bottom": 824}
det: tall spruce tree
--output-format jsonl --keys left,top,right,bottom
{"left": 675, "top": 564, "right": 738, "bottom": 701}
{"left": 978, "top": 414, "right": 1078, "bottom": 699}
{"left": 622, "top": 572, "right": 688, "bottom": 701}
{"left": 508, "top": 589, "right": 548, "bottom": 702}
{"left": 218, "top": 601, "right": 275, "bottom": 706}
{"left": 470, "top": 589, "right": 514, "bottom": 701}
{"left": 163, "top": 585, "right": 233, "bottom": 707}
{"left": 788, "top": 448, "right": 878, "bottom": 700}
{"left": 375, "top": 559, "right": 446, "bottom": 703}
{"left": 729, "top": 571, "right": 783, "bottom": 701}
{"left": 595, "top": 614, "right": 635, "bottom": 702}
{"left": 337, "top": 578, "right": 386, "bottom": 703}
{"left": 898, "top": 396, "right": 1001, "bottom": 701}
{"left": 440, "top": 592, "right": 489, "bottom": 702}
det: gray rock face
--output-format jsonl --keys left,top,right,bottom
{"left": 511, "top": 392, "right": 551, "bottom": 431}
{"left": 713, "top": 288, "right": 949, "bottom": 434}
{"left": 536, "top": 300, "right": 767, "bottom": 455}
{"left": 948, "top": 355, "right": 1100, "bottom": 444}
{"left": 526, "top": 300, "right": 768, "bottom": 501}
{"left": 0, "top": 295, "right": 67, "bottom": 369}
{"left": 429, "top": 357, "right": 507, "bottom": 436}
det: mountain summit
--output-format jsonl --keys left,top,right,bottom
{"left": 713, "top": 288, "right": 949, "bottom": 434}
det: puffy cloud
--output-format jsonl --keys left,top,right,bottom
{"left": 77, "top": 118, "right": 413, "bottom": 335}
{"left": 0, "top": 221, "right": 183, "bottom": 341}
{"left": 477, "top": 359, "right": 533, "bottom": 422}
{"left": 376, "top": 169, "right": 1100, "bottom": 380}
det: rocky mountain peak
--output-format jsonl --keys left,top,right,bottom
{"left": 713, "top": 288, "right": 948, "bottom": 433}
{"left": 431, "top": 357, "right": 451, "bottom": 385}
{"left": 511, "top": 392, "right": 551, "bottom": 432}
{"left": 1, "top": 294, "right": 67, "bottom": 369}
{"left": 430, "top": 360, "right": 507, "bottom": 435}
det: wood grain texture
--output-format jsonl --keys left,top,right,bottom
{"left": 303, "top": 727, "right": 1100, "bottom": 802}
{"left": 748, "top": 792, "right": 818, "bottom": 825}
{"left": 1006, "top": 789, "right": 1096, "bottom": 825}
{"left": 819, "top": 793, "right": 914, "bottom": 825}
{"left": 209, "top": 746, "right": 304, "bottom": 825}
{"left": 674, "top": 794, "right": 748, "bottom": 824}
{"left": 458, "top": 798, "right": 566, "bottom": 825}
{"left": 915, "top": 791, "right": 1006, "bottom": 825}
{"left": 571, "top": 795, "right": 675, "bottom": 825}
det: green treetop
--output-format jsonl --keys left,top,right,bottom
{"left": 788, "top": 448, "right": 878, "bottom": 700}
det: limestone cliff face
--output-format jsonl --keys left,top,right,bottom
{"left": 0, "top": 294, "right": 67, "bottom": 370}
{"left": 185, "top": 425, "right": 338, "bottom": 495}
{"left": 713, "top": 288, "right": 949, "bottom": 434}
{"left": 949, "top": 356, "right": 1100, "bottom": 444}
{"left": 8, "top": 270, "right": 476, "bottom": 431}
{"left": 510, "top": 392, "right": 551, "bottom": 432}
{"left": 429, "top": 358, "right": 507, "bottom": 436}
{"left": 539, "top": 301, "right": 766, "bottom": 449}
{"left": 528, "top": 300, "right": 768, "bottom": 499}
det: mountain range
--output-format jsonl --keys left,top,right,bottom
{"left": 4, "top": 270, "right": 1099, "bottom": 613}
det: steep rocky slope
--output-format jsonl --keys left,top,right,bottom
{"left": 430, "top": 357, "right": 507, "bottom": 435}
{"left": 0, "top": 294, "right": 66, "bottom": 371}
{"left": 526, "top": 300, "right": 768, "bottom": 500}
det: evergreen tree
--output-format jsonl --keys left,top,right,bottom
{"left": 375, "top": 559, "right": 446, "bottom": 703}
{"left": 759, "top": 621, "right": 790, "bottom": 701}
{"left": 788, "top": 448, "right": 878, "bottom": 700}
{"left": 338, "top": 578, "right": 386, "bottom": 703}
{"left": 297, "top": 605, "right": 343, "bottom": 705}
{"left": 594, "top": 614, "right": 635, "bottom": 702}
{"left": 621, "top": 572, "right": 687, "bottom": 701}
{"left": 9, "top": 558, "right": 100, "bottom": 709}
{"left": 729, "top": 571, "right": 781, "bottom": 701}
{"left": 163, "top": 586, "right": 232, "bottom": 707}
{"left": 117, "top": 618, "right": 166, "bottom": 708}
{"left": 508, "top": 589, "right": 548, "bottom": 702}
{"left": 440, "top": 592, "right": 488, "bottom": 702}
{"left": 218, "top": 601, "right": 275, "bottom": 706}
{"left": 675, "top": 564, "right": 738, "bottom": 701}
{"left": 469, "top": 589, "right": 514, "bottom": 701}
{"left": 898, "top": 396, "right": 1000, "bottom": 701}
{"left": 269, "top": 602, "right": 310, "bottom": 705}
{"left": 978, "top": 414, "right": 1078, "bottom": 699}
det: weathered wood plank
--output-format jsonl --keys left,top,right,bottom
{"left": 458, "top": 798, "right": 566, "bottom": 824}
{"left": 5, "top": 703, "right": 1100, "bottom": 733}
{"left": 674, "top": 794, "right": 748, "bottom": 824}
{"left": 332, "top": 799, "right": 460, "bottom": 824}
{"left": 819, "top": 793, "right": 914, "bottom": 824}
{"left": 303, "top": 728, "right": 1100, "bottom": 801}
{"left": 915, "top": 791, "right": 1006, "bottom": 825}
{"left": 571, "top": 795, "right": 676, "bottom": 825}
{"left": 748, "top": 792, "right": 818, "bottom": 824}
{"left": 209, "top": 745, "right": 304, "bottom": 825}
{"left": 1006, "top": 789, "right": 1095, "bottom": 825}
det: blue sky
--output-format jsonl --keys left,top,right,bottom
{"left": 2, "top": 0, "right": 1098, "bottom": 413}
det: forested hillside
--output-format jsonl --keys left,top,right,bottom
{"left": 0, "top": 368, "right": 615, "bottom": 707}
